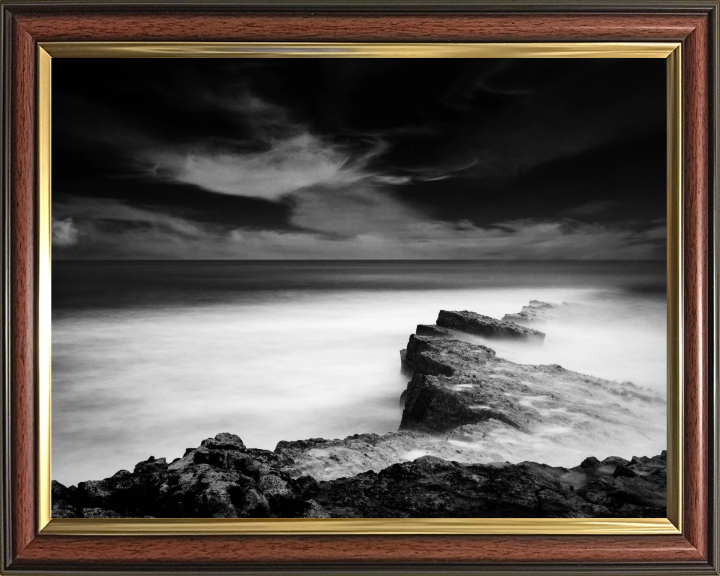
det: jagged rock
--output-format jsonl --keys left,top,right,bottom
{"left": 54, "top": 435, "right": 666, "bottom": 518}
{"left": 580, "top": 456, "right": 601, "bottom": 469}
{"left": 502, "top": 300, "right": 569, "bottom": 325}
{"left": 614, "top": 465, "right": 637, "bottom": 478}
{"left": 437, "top": 310, "right": 545, "bottom": 342}
{"left": 52, "top": 432, "right": 330, "bottom": 519}
{"left": 401, "top": 334, "right": 496, "bottom": 377}
{"left": 277, "top": 329, "right": 664, "bottom": 484}
{"left": 312, "top": 453, "right": 666, "bottom": 518}
{"left": 400, "top": 372, "right": 527, "bottom": 433}
{"left": 51, "top": 480, "right": 80, "bottom": 517}
{"left": 398, "top": 335, "right": 663, "bottom": 455}
{"left": 275, "top": 438, "right": 333, "bottom": 453}
{"left": 574, "top": 452, "right": 667, "bottom": 514}
{"left": 239, "top": 488, "right": 271, "bottom": 517}
{"left": 601, "top": 455, "right": 632, "bottom": 467}
{"left": 201, "top": 432, "right": 246, "bottom": 450}
{"left": 416, "top": 324, "right": 452, "bottom": 337}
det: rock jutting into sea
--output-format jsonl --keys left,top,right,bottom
{"left": 52, "top": 307, "right": 667, "bottom": 518}
{"left": 281, "top": 328, "right": 664, "bottom": 482}
{"left": 436, "top": 310, "right": 545, "bottom": 342}
{"left": 502, "top": 300, "right": 570, "bottom": 326}
{"left": 399, "top": 334, "right": 663, "bottom": 437}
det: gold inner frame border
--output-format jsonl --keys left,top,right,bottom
{"left": 36, "top": 41, "right": 682, "bottom": 535}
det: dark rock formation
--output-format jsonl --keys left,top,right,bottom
{"left": 52, "top": 433, "right": 667, "bottom": 518}
{"left": 275, "top": 310, "right": 664, "bottom": 484}
{"left": 398, "top": 336, "right": 515, "bottom": 432}
{"left": 401, "top": 330, "right": 482, "bottom": 374}
{"left": 51, "top": 433, "right": 328, "bottom": 519}
{"left": 402, "top": 334, "right": 496, "bottom": 377}
{"left": 400, "top": 372, "right": 527, "bottom": 433}
{"left": 416, "top": 324, "right": 452, "bottom": 338}
{"left": 395, "top": 334, "right": 664, "bottom": 462}
{"left": 304, "top": 452, "right": 667, "bottom": 518}
{"left": 437, "top": 310, "right": 545, "bottom": 342}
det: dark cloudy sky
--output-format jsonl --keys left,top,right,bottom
{"left": 52, "top": 58, "right": 666, "bottom": 260}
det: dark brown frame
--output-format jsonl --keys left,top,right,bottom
{"left": 1, "top": 2, "right": 718, "bottom": 573}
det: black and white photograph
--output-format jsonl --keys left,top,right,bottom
{"left": 50, "top": 57, "right": 668, "bottom": 520}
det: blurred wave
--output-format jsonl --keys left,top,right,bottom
{"left": 52, "top": 260, "right": 666, "bottom": 485}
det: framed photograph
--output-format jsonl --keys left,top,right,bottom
{"left": 1, "top": 1, "right": 717, "bottom": 574}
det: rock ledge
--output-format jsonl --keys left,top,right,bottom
{"left": 437, "top": 310, "right": 545, "bottom": 342}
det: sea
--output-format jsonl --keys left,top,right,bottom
{"left": 52, "top": 260, "right": 667, "bottom": 486}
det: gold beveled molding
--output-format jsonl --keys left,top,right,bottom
{"left": 36, "top": 42, "right": 683, "bottom": 536}
{"left": 38, "top": 41, "right": 679, "bottom": 58}
{"left": 44, "top": 517, "right": 678, "bottom": 536}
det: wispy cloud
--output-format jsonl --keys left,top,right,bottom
{"left": 52, "top": 194, "right": 665, "bottom": 260}
{"left": 146, "top": 133, "right": 368, "bottom": 202}
{"left": 52, "top": 84, "right": 666, "bottom": 261}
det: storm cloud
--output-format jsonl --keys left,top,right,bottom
{"left": 51, "top": 58, "right": 667, "bottom": 260}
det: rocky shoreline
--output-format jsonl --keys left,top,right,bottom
{"left": 53, "top": 304, "right": 667, "bottom": 519}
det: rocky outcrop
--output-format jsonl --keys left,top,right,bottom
{"left": 398, "top": 334, "right": 663, "bottom": 455}
{"left": 281, "top": 328, "right": 664, "bottom": 482}
{"left": 400, "top": 372, "right": 527, "bottom": 433}
{"left": 52, "top": 307, "right": 667, "bottom": 519}
{"left": 502, "top": 300, "right": 570, "bottom": 325}
{"left": 436, "top": 310, "right": 545, "bottom": 342}
{"left": 52, "top": 435, "right": 667, "bottom": 518}
{"left": 311, "top": 452, "right": 666, "bottom": 518}
{"left": 51, "top": 433, "right": 328, "bottom": 518}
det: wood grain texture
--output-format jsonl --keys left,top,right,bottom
{"left": 681, "top": 13, "right": 710, "bottom": 561}
{"left": 9, "top": 533, "right": 708, "bottom": 568}
{"left": 9, "top": 13, "right": 36, "bottom": 562}
{"left": 2, "top": 4, "right": 717, "bottom": 573}
{"left": 13, "top": 12, "right": 705, "bottom": 42}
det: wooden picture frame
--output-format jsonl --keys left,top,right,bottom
{"left": 0, "top": 1, "right": 717, "bottom": 573}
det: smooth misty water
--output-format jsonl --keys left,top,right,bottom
{"left": 52, "top": 260, "right": 666, "bottom": 485}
